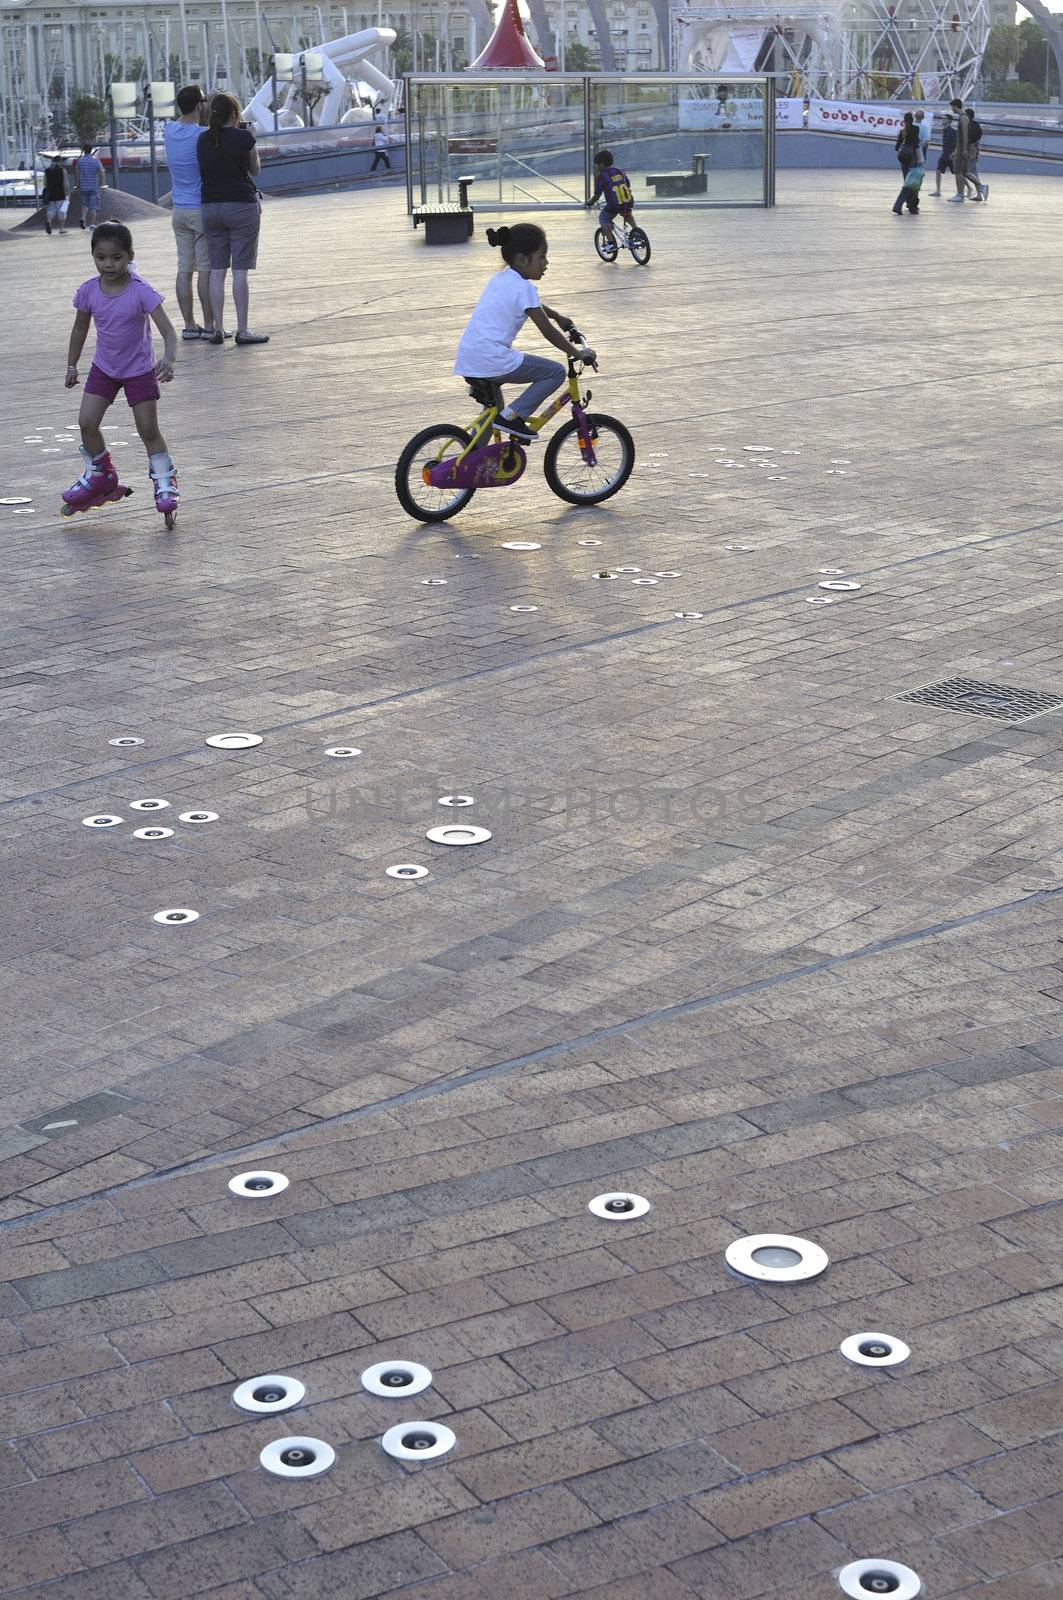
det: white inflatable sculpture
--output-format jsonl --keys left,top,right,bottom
{"left": 242, "top": 29, "right": 398, "bottom": 134}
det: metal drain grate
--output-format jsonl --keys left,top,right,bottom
{"left": 900, "top": 677, "right": 1063, "bottom": 722}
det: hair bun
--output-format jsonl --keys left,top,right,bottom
{"left": 485, "top": 226, "right": 510, "bottom": 248}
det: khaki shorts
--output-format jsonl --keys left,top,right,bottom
{"left": 172, "top": 207, "right": 211, "bottom": 274}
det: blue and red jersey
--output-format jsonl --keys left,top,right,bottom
{"left": 592, "top": 164, "right": 634, "bottom": 214}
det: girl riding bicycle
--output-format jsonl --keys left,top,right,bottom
{"left": 453, "top": 223, "right": 595, "bottom": 443}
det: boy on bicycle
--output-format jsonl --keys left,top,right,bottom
{"left": 588, "top": 149, "right": 634, "bottom": 249}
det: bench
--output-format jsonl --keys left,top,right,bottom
{"left": 412, "top": 174, "right": 475, "bottom": 244}
{"left": 646, "top": 154, "right": 707, "bottom": 197}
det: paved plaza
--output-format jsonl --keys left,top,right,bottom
{"left": 1, "top": 169, "right": 1063, "bottom": 1599}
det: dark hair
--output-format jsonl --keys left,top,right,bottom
{"left": 901, "top": 111, "right": 913, "bottom": 126}
{"left": 950, "top": 97, "right": 963, "bottom": 110}
{"left": 485, "top": 223, "right": 546, "bottom": 264}
{"left": 176, "top": 83, "right": 205, "bottom": 115}
{"left": 207, "top": 90, "right": 241, "bottom": 147}
{"left": 91, "top": 222, "right": 133, "bottom": 254}
{"left": 594, "top": 148, "right": 613, "bottom": 167}
{"left": 81, "top": 143, "right": 93, "bottom": 154}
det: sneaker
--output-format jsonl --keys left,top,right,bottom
{"left": 44, "top": 219, "right": 52, "bottom": 234}
{"left": 892, "top": 205, "right": 903, "bottom": 215}
{"left": 981, "top": 182, "right": 989, "bottom": 203}
{"left": 499, "top": 414, "right": 535, "bottom": 441}
{"left": 206, "top": 331, "right": 224, "bottom": 345}
{"left": 234, "top": 331, "right": 269, "bottom": 346}
{"left": 181, "top": 326, "right": 205, "bottom": 341}
{"left": 947, "top": 194, "right": 965, "bottom": 203}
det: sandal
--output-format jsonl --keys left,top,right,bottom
{"left": 235, "top": 331, "right": 270, "bottom": 346}
{"left": 181, "top": 326, "right": 205, "bottom": 340}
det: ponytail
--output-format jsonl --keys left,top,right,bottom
{"left": 207, "top": 90, "right": 241, "bottom": 147}
{"left": 486, "top": 222, "right": 546, "bottom": 265}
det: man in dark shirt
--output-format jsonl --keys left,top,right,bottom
{"left": 933, "top": 114, "right": 956, "bottom": 196}
{"left": 41, "top": 155, "right": 68, "bottom": 235}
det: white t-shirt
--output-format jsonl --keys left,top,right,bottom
{"left": 915, "top": 112, "right": 933, "bottom": 154}
{"left": 454, "top": 267, "right": 540, "bottom": 378}
{"left": 374, "top": 128, "right": 387, "bottom": 149}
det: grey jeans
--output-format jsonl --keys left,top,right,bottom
{"left": 500, "top": 353, "right": 567, "bottom": 418}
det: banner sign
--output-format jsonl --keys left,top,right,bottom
{"left": 808, "top": 99, "right": 934, "bottom": 140}
{"left": 679, "top": 95, "right": 804, "bottom": 130}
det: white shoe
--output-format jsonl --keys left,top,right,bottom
{"left": 947, "top": 194, "right": 965, "bottom": 203}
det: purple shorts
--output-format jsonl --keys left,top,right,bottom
{"left": 84, "top": 363, "right": 160, "bottom": 407}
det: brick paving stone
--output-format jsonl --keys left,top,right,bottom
{"left": 545, "top": 1501, "right": 723, "bottom": 1589}
{"left": 831, "top": 1415, "right": 1003, "bottom": 1491}
{"left": 670, "top": 1517, "right": 850, "bottom": 1599}
{"left": 4, "top": 176, "right": 1063, "bottom": 1598}
{"left": 691, "top": 1458, "right": 861, "bottom": 1539}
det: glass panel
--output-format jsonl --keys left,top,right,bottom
{"left": 409, "top": 75, "right": 587, "bottom": 208}
{"left": 406, "top": 74, "right": 771, "bottom": 210}
{"left": 589, "top": 75, "right": 766, "bottom": 207}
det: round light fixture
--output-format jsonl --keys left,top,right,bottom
{"left": 381, "top": 1421, "right": 456, "bottom": 1461}
{"left": 588, "top": 1191, "right": 651, "bottom": 1220}
{"left": 725, "top": 1233, "right": 829, "bottom": 1283}
{"left": 839, "top": 1333, "right": 910, "bottom": 1369}
{"left": 361, "top": 1360, "right": 432, "bottom": 1397}
{"left": 233, "top": 1374, "right": 306, "bottom": 1414}
{"left": 837, "top": 1559, "right": 921, "bottom": 1599}
{"left": 228, "top": 1169, "right": 289, "bottom": 1197}
{"left": 260, "top": 1436, "right": 335, "bottom": 1478}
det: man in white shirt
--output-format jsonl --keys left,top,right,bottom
{"left": 163, "top": 85, "right": 221, "bottom": 339}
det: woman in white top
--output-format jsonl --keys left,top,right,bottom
{"left": 454, "top": 223, "right": 594, "bottom": 441}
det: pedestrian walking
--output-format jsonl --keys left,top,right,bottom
{"left": 914, "top": 108, "right": 931, "bottom": 167}
{"left": 197, "top": 92, "right": 268, "bottom": 347}
{"left": 74, "top": 145, "right": 105, "bottom": 228}
{"left": 965, "top": 104, "right": 989, "bottom": 203}
{"left": 948, "top": 98, "right": 976, "bottom": 202}
{"left": 164, "top": 84, "right": 221, "bottom": 341}
{"left": 370, "top": 124, "right": 391, "bottom": 174}
{"left": 41, "top": 154, "right": 69, "bottom": 236}
{"left": 894, "top": 112, "right": 921, "bottom": 178}
{"left": 933, "top": 114, "right": 956, "bottom": 195}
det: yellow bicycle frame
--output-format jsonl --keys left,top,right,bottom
{"left": 430, "top": 368, "right": 584, "bottom": 470}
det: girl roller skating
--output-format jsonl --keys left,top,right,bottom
{"left": 63, "top": 222, "right": 181, "bottom": 527}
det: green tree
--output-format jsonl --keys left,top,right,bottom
{"left": 565, "top": 41, "right": 593, "bottom": 70}
{"left": 68, "top": 92, "right": 107, "bottom": 145}
{"left": 981, "top": 23, "right": 1020, "bottom": 91}
{"left": 1016, "top": 17, "right": 1059, "bottom": 98}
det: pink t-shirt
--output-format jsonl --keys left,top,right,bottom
{"left": 72, "top": 274, "right": 163, "bottom": 379}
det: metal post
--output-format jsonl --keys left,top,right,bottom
{"left": 300, "top": 55, "right": 308, "bottom": 125}
{"left": 764, "top": 74, "right": 775, "bottom": 207}
{"left": 404, "top": 75, "right": 414, "bottom": 214}
{"left": 108, "top": 93, "right": 121, "bottom": 190}
{"left": 147, "top": 87, "right": 158, "bottom": 201}
{"left": 271, "top": 62, "right": 279, "bottom": 131}
{"left": 582, "top": 73, "right": 591, "bottom": 202}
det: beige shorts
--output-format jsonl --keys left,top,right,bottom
{"left": 172, "top": 207, "right": 211, "bottom": 274}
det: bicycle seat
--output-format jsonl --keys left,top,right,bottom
{"left": 465, "top": 378, "right": 503, "bottom": 409}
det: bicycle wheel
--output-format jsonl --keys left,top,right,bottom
{"left": 594, "top": 228, "right": 618, "bottom": 262}
{"left": 395, "top": 423, "right": 475, "bottom": 523}
{"left": 543, "top": 413, "right": 635, "bottom": 506}
{"left": 629, "top": 227, "right": 651, "bottom": 266}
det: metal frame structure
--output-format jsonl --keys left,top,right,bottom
{"left": 671, "top": 0, "right": 990, "bottom": 101}
{"left": 404, "top": 70, "right": 776, "bottom": 212}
